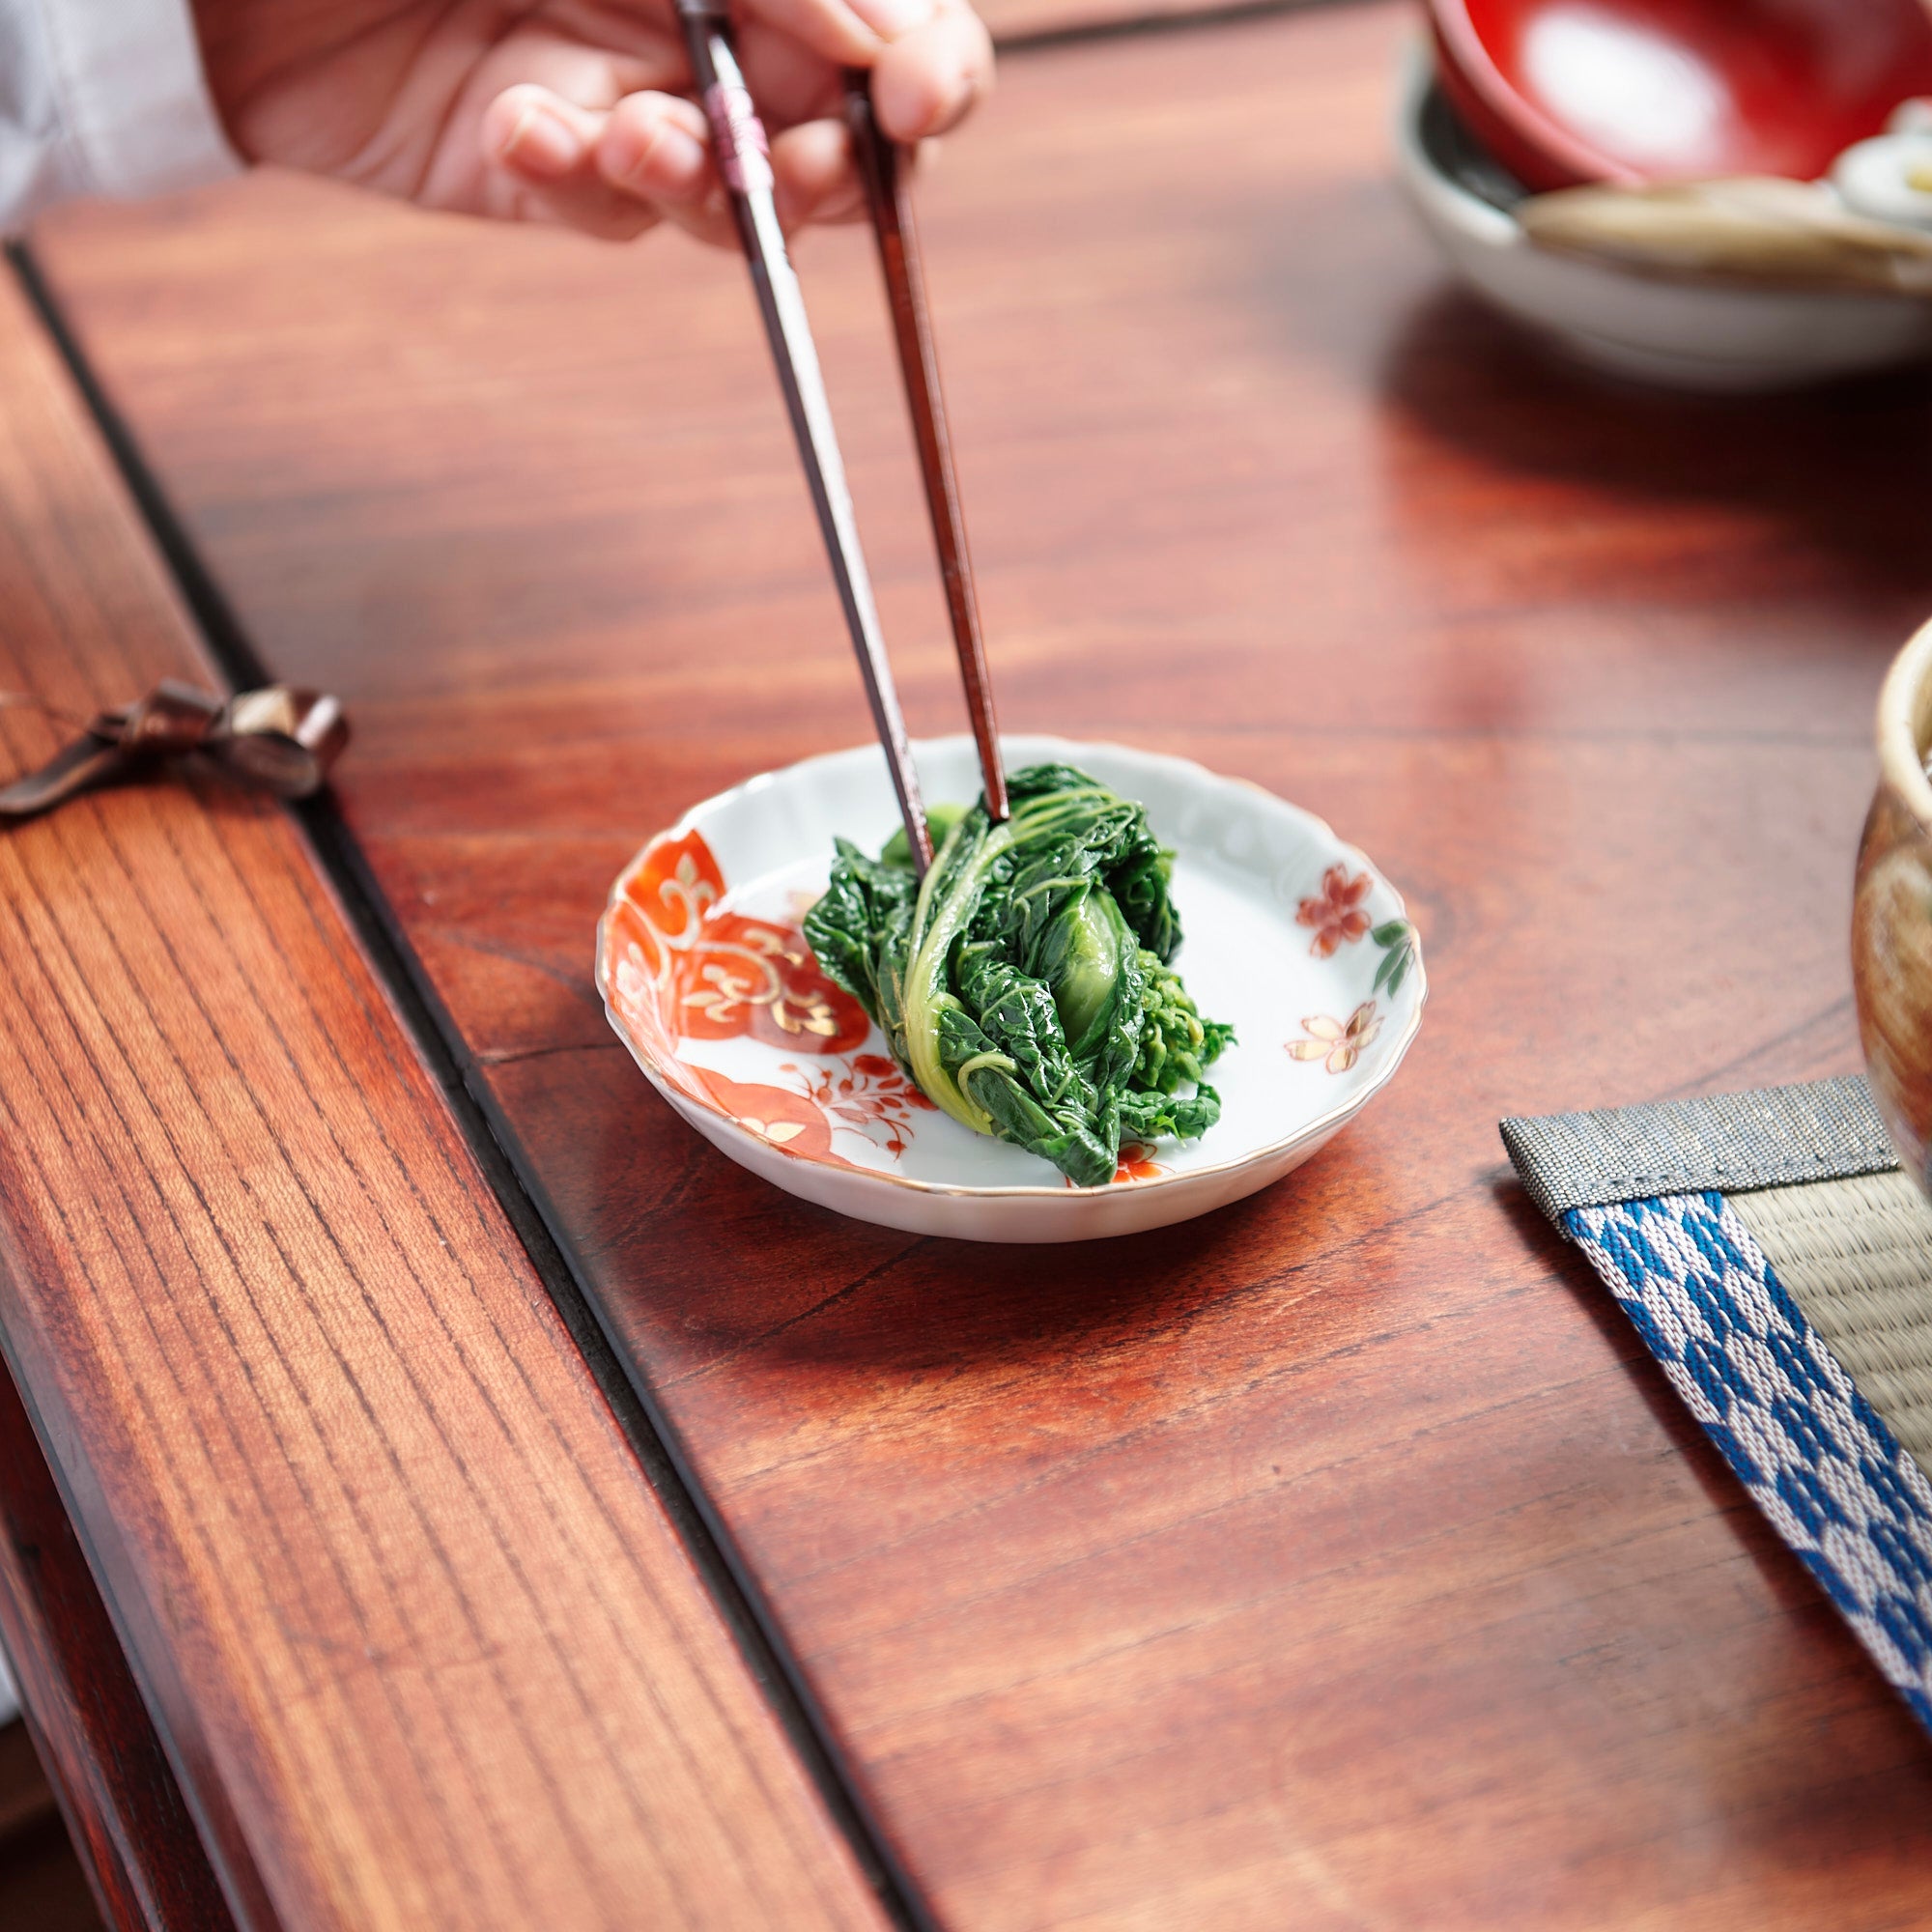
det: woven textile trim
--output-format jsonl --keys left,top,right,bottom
{"left": 1501, "top": 1075, "right": 1894, "bottom": 1225}
{"left": 1569, "top": 1190, "right": 1932, "bottom": 1730}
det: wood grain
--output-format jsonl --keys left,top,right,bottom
{"left": 0, "top": 1350, "right": 235, "bottom": 1930}
{"left": 33, "top": 0, "right": 1932, "bottom": 1923}
{"left": 0, "top": 269, "right": 889, "bottom": 1929}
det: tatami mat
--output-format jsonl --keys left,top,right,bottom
{"left": 1733, "top": 1172, "right": 1932, "bottom": 1474}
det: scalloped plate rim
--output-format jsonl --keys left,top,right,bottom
{"left": 595, "top": 734, "right": 1427, "bottom": 1223}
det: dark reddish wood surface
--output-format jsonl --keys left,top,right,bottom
{"left": 0, "top": 1714, "right": 110, "bottom": 1932}
{"left": 0, "top": 1353, "right": 235, "bottom": 1930}
{"left": 34, "top": 0, "right": 1932, "bottom": 1922}
{"left": 0, "top": 270, "right": 889, "bottom": 1930}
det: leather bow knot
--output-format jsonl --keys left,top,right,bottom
{"left": 0, "top": 680, "right": 349, "bottom": 820}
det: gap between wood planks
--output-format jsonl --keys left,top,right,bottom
{"left": 3, "top": 241, "right": 935, "bottom": 1932}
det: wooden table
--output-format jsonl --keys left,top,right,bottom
{"left": 4, "top": 0, "right": 1932, "bottom": 1924}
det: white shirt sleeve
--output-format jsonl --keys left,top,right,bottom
{"left": 1, "top": 0, "right": 240, "bottom": 233}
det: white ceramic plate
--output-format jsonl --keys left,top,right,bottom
{"left": 596, "top": 737, "right": 1426, "bottom": 1241}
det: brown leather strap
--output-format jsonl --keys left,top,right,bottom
{"left": 0, "top": 681, "right": 348, "bottom": 819}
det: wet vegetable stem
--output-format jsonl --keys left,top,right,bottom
{"left": 805, "top": 765, "right": 1234, "bottom": 1186}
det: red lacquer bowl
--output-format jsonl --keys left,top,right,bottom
{"left": 1430, "top": 0, "right": 1932, "bottom": 191}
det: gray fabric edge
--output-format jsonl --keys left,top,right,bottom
{"left": 1500, "top": 1074, "right": 1898, "bottom": 1230}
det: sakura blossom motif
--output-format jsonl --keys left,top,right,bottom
{"left": 1286, "top": 1001, "right": 1382, "bottom": 1074}
{"left": 1296, "top": 864, "right": 1374, "bottom": 958}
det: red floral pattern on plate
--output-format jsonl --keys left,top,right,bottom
{"left": 596, "top": 753, "right": 1425, "bottom": 1215}
{"left": 690, "top": 1067, "right": 852, "bottom": 1164}
{"left": 681, "top": 1057, "right": 935, "bottom": 1169}
{"left": 1061, "top": 1145, "right": 1169, "bottom": 1188}
{"left": 1286, "top": 1001, "right": 1381, "bottom": 1073}
{"left": 601, "top": 830, "right": 935, "bottom": 1168}
{"left": 781, "top": 1053, "right": 934, "bottom": 1158}
{"left": 605, "top": 899, "right": 708, "bottom": 1106}
{"left": 615, "top": 829, "right": 867, "bottom": 1054}
{"left": 1296, "top": 864, "right": 1373, "bottom": 958}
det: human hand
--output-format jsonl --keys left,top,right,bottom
{"left": 190, "top": 0, "right": 994, "bottom": 244}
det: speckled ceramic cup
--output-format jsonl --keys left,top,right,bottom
{"left": 1854, "top": 617, "right": 1932, "bottom": 1195}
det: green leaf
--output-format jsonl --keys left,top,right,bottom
{"left": 804, "top": 764, "right": 1233, "bottom": 1186}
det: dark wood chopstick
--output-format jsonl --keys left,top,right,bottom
{"left": 674, "top": 0, "right": 934, "bottom": 871}
{"left": 843, "top": 73, "right": 1009, "bottom": 824}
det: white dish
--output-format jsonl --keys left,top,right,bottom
{"left": 596, "top": 736, "right": 1426, "bottom": 1242}
{"left": 1394, "top": 41, "right": 1932, "bottom": 391}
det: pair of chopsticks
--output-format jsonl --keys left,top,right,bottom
{"left": 674, "top": 0, "right": 1006, "bottom": 871}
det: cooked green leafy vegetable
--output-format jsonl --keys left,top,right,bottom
{"left": 804, "top": 763, "right": 1234, "bottom": 1186}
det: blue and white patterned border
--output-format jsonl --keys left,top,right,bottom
{"left": 1568, "top": 1190, "right": 1932, "bottom": 1731}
